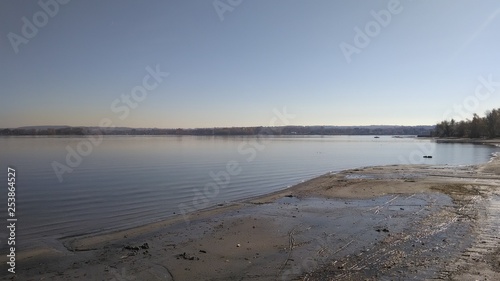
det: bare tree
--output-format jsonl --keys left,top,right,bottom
{"left": 485, "top": 110, "right": 497, "bottom": 138}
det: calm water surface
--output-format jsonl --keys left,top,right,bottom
{"left": 0, "top": 135, "right": 497, "bottom": 249}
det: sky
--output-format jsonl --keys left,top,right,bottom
{"left": 1, "top": 0, "right": 500, "bottom": 128}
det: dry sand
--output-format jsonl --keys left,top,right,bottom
{"left": 2, "top": 150, "right": 500, "bottom": 280}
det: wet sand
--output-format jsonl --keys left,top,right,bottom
{"left": 2, "top": 152, "right": 500, "bottom": 280}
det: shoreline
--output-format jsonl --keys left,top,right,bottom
{"left": 434, "top": 137, "right": 500, "bottom": 146}
{"left": 3, "top": 152, "right": 500, "bottom": 280}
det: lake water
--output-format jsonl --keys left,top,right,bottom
{"left": 0, "top": 135, "right": 498, "bottom": 250}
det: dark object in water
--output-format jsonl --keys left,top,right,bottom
{"left": 374, "top": 136, "right": 380, "bottom": 138}
{"left": 423, "top": 155, "right": 433, "bottom": 158}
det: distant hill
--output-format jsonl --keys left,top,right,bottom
{"left": 16, "top": 125, "right": 135, "bottom": 130}
{"left": 16, "top": 125, "right": 71, "bottom": 130}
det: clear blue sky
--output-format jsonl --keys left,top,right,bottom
{"left": 1, "top": 0, "right": 500, "bottom": 128}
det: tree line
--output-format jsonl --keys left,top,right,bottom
{"left": 433, "top": 108, "right": 500, "bottom": 138}
{"left": 0, "top": 125, "right": 434, "bottom": 136}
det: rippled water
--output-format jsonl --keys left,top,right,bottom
{"left": 0, "top": 135, "right": 497, "bottom": 249}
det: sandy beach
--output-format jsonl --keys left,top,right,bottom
{"left": 3, "top": 150, "right": 500, "bottom": 280}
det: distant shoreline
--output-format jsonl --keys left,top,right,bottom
{"left": 0, "top": 125, "right": 434, "bottom": 137}
{"left": 434, "top": 137, "right": 500, "bottom": 146}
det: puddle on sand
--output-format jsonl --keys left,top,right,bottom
{"left": 157, "top": 192, "right": 466, "bottom": 280}
{"left": 344, "top": 174, "right": 376, "bottom": 180}
{"left": 344, "top": 173, "right": 425, "bottom": 180}
{"left": 235, "top": 193, "right": 456, "bottom": 279}
{"left": 299, "top": 192, "right": 480, "bottom": 281}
